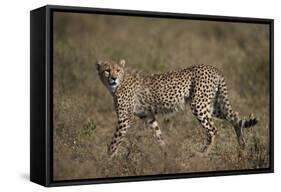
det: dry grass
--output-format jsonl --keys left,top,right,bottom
{"left": 53, "top": 12, "right": 270, "bottom": 180}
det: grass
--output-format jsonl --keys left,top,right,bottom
{"left": 53, "top": 12, "right": 270, "bottom": 180}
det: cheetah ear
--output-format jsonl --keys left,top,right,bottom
{"left": 96, "top": 60, "right": 102, "bottom": 71}
{"left": 119, "top": 59, "right": 126, "bottom": 67}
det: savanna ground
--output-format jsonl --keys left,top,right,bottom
{"left": 53, "top": 12, "right": 270, "bottom": 181}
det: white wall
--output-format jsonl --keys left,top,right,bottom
{"left": 0, "top": 0, "right": 279, "bottom": 191}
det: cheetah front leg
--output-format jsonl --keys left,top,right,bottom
{"left": 108, "top": 114, "right": 132, "bottom": 157}
{"left": 146, "top": 116, "right": 165, "bottom": 147}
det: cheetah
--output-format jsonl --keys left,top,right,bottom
{"left": 96, "top": 59, "right": 258, "bottom": 157}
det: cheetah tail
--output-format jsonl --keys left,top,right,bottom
{"left": 238, "top": 117, "right": 258, "bottom": 129}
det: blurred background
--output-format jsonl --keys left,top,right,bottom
{"left": 53, "top": 12, "right": 270, "bottom": 181}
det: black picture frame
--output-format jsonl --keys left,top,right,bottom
{"left": 30, "top": 5, "right": 274, "bottom": 187}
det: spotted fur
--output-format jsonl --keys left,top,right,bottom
{"left": 96, "top": 59, "right": 258, "bottom": 156}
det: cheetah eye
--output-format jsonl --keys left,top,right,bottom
{"left": 116, "top": 69, "right": 120, "bottom": 72}
{"left": 104, "top": 71, "right": 109, "bottom": 77}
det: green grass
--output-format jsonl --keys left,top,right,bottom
{"left": 53, "top": 12, "right": 270, "bottom": 180}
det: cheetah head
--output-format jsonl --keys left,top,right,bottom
{"left": 96, "top": 59, "right": 126, "bottom": 93}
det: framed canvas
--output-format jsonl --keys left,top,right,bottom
{"left": 30, "top": 5, "right": 274, "bottom": 187}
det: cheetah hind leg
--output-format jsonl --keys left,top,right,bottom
{"left": 190, "top": 101, "right": 218, "bottom": 155}
{"left": 193, "top": 114, "right": 217, "bottom": 155}
{"left": 233, "top": 113, "right": 258, "bottom": 149}
{"left": 200, "top": 118, "right": 217, "bottom": 154}
{"left": 214, "top": 93, "right": 258, "bottom": 148}
{"left": 212, "top": 101, "right": 246, "bottom": 149}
